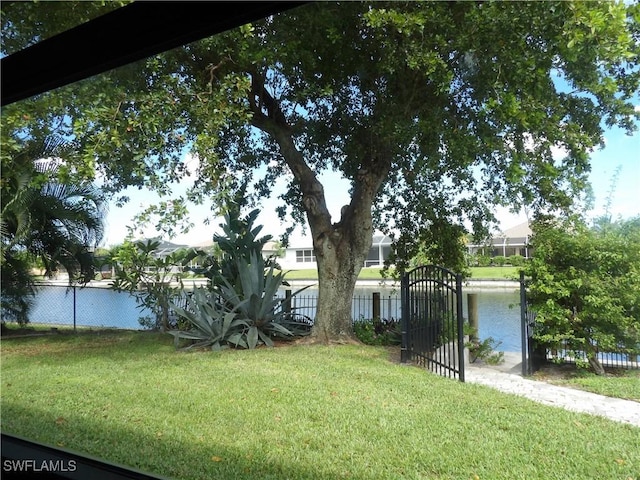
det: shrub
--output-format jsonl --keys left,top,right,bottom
{"left": 491, "top": 255, "right": 507, "bottom": 266}
{"left": 110, "top": 239, "right": 196, "bottom": 331}
{"left": 475, "top": 254, "right": 492, "bottom": 267}
{"left": 507, "top": 254, "right": 526, "bottom": 266}
{"left": 353, "top": 318, "right": 401, "bottom": 346}
{"left": 466, "top": 337, "right": 504, "bottom": 364}
{"left": 524, "top": 216, "right": 640, "bottom": 375}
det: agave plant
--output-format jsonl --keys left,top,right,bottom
{"left": 169, "top": 193, "right": 314, "bottom": 350}
{"left": 168, "top": 288, "right": 246, "bottom": 350}
{"left": 217, "top": 252, "right": 311, "bottom": 349}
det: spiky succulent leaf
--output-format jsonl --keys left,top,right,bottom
{"left": 247, "top": 326, "right": 259, "bottom": 349}
{"left": 258, "top": 330, "right": 274, "bottom": 347}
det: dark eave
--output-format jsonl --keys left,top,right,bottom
{"left": 1, "top": 1, "right": 307, "bottom": 106}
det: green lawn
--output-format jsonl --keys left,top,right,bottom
{"left": 281, "top": 266, "right": 519, "bottom": 281}
{"left": 467, "top": 266, "right": 520, "bottom": 279}
{"left": 534, "top": 366, "right": 640, "bottom": 402}
{"left": 1, "top": 332, "right": 638, "bottom": 480}
{"left": 281, "top": 268, "right": 392, "bottom": 281}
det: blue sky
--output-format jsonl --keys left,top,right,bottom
{"left": 102, "top": 115, "right": 639, "bottom": 248}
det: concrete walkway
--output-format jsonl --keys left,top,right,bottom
{"left": 465, "top": 353, "right": 640, "bottom": 427}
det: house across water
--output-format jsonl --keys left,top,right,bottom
{"left": 274, "top": 234, "right": 393, "bottom": 270}
{"left": 466, "top": 222, "right": 533, "bottom": 259}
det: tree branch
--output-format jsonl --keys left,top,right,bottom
{"left": 247, "top": 71, "right": 333, "bottom": 241}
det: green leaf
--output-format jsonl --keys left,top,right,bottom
{"left": 257, "top": 329, "right": 274, "bottom": 347}
{"left": 247, "top": 326, "right": 258, "bottom": 349}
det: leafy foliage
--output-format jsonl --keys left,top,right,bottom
{"left": 524, "top": 216, "right": 640, "bottom": 374}
{"left": 2, "top": 1, "right": 638, "bottom": 340}
{"left": 0, "top": 251, "right": 35, "bottom": 325}
{"left": 1, "top": 137, "right": 106, "bottom": 324}
{"left": 507, "top": 255, "right": 526, "bottom": 267}
{"left": 353, "top": 318, "right": 401, "bottom": 346}
{"left": 465, "top": 328, "right": 505, "bottom": 365}
{"left": 110, "top": 239, "right": 197, "bottom": 331}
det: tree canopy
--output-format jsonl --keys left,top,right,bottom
{"left": 2, "top": 1, "right": 638, "bottom": 341}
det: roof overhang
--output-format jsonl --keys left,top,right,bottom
{"left": 1, "top": 1, "right": 308, "bottom": 106}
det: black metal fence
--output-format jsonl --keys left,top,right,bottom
{"left": 10, "top": 284, "right": 402, "bottom": 331}
{"left": 284, "top": 291, "right": 402, "bottom": 323}
{"left": 520, "top": 273, "right": 545, "bottom": 376}
{"left": 545, "top": 344, "right": 640, "bottom": 370}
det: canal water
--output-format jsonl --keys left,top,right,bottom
{"left": 27, "top": 284, "right": 523, "bottom": 352}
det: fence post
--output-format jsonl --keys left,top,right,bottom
{"left": 284, "top": 289, "right": 292, "bottom": 315}
{"left": 73, "top": 286, "right": 77, "bottom": 333}
{"left": 400, "top": 273, "right": 409, "bottom": 363}
{"left": 467, "top": 293, "right": 478, "bottom": 343}
{"left": 520, "top": 271, "right": 528, "bottom": 376}
{"left": 372, "top": 292, "right": 381, "bottom": 320}
{"left": 456, "top": 273, "right": 465, "bottom": 382}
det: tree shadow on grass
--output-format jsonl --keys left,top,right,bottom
{"left": 1, "top": 401, "right": 342, "bottom": 480}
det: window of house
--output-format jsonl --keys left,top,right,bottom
{"left": 296, "top": 249, "right": 315, "bottom": 263}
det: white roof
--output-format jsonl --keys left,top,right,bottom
{"left": 498, "top": 222, "right": 532, "bottom": 238}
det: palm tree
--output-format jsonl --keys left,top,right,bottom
{"left": 1, "top": 136, "right": 107, "bottom": 324}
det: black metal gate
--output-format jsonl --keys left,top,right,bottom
{"left": 519, "top": 271, "right": 545, "bottom": 376}
{"left": 401, "top": 265, "right": 465, "bottom": 381}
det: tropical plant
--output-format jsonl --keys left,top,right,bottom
{"left": 1, "top": 136, "right": 106, "bottom": 324}
{"left": 171, "top": 252, "right": 311, "bottom": 350}
{"left": 110, "top": 239, "right": 197, "bottom": 331}
{"left": 191, "top": 194, "right": 279, "bottom": 292}
{"left": 0, "top": 251, "right": 35, "bottom": 325}
{"left": 168, "top": 288, "right": 242, "bottom": 350}
{"left": 219, "top": 252, "right": 311, "bottom": 348}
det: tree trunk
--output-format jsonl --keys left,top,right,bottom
{"left": 248, "top": 76, "right": 390, "bottom": 343}
{"left": 587, "top": 353, "right": 606, "bottom": 376}
{"left": 311, "top": 225, "right": 370, "bottom": 343}
{"left": 584, "top": 334, "right": 605, "bottom": 375}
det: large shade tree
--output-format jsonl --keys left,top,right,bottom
{"left": 2, "top": 1, "right": 638, "bottom": 342}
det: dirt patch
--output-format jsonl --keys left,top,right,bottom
{"left": 532, "top": 363, "right": 581, "bottom": 382}
{"left": 292, "top": 334, "right": 363, "bottom": 347}
{"left": 385, "top": 345, "right": 402, "bottom": 364}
